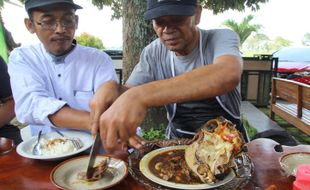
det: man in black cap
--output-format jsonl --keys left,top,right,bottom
{"left": 8, "top": 0, "right": 118, "bottom": 138}
{"left": 90, "top": 0, "right": 246, "bottom": 153}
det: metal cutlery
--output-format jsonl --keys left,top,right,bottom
{"left": 32, "top": 130, "right": 42, "bottom": 155}
{"left": 53, "top": 128, "right": 83, "bottom": 149}
{"left": 86, "top": 132, "right": 101, "bottom": 179}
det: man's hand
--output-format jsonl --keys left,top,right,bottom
{"left": 128, "top": 134, "right": 145, "bottom": 149}
{"left": 0, "top": 98, "right": 15, "bottom": 127}
{"left": 98, "top": 87, "right": 147, "bottom": 153}
{"left": 89, "top": 80, "right": 120, "bottom": 138}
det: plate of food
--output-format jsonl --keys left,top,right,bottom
{"left": 50, "top": 155, "right": 128, "bottom": 190}
{"left": 129, "top": 117, "right": 253, "bottom": 190}
{"left": 16, "top": 130, "right": 93, "bottom": 161}
{"left": 139, "top": 145, "right": 236, "bottom": 189}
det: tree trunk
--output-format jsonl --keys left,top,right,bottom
{"left": 122, "top": 0, "right": 167, "bottom": 130}
{"left": 122, "top": 0, "right": 152, "bottom": 80}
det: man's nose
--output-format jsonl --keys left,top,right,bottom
{"left": 163, "top": 25, "right": 175, "bottom": 33}
{"left": 54, "top": 22, "right": 66, "bottom": 33}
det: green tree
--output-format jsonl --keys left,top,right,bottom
{"left": 75, "top": 32, "right": 105, "bottom": 49}
{"left": 0, "top": 0, "right": 7, "bottom": 7}
{"left": 243, "top": 35, "right": 292, "bottom": 55}
{"left": 302, "top": 32, "right": 310, "bottom": 46}
{"left": 222, "top": 15, "right": 262, "bottom": 47}
{"left": 243, "top": 33, "right": 270, "bottom": 55}
{"left": 267, "top": 36, "right": 292, "bottom": 52}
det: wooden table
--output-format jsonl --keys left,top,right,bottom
{"left": 0, "top": 148, "right": 145, "bottom": 189}
{"left": 0, "top": 138, "right": 309, "bottom": 190}
{"left": 243, "top": 138, "right": 310, "bottom": 190}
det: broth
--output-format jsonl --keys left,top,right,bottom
{"left": 148, "top": 149, "right": 202, "bottom": 184}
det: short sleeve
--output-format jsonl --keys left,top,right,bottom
{"left": 126, "top": 48, "right": 155, "bottom": 86}
{"left": 209, "top": 29, "right": 241, "bottom": 59}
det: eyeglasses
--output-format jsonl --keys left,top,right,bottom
{"left": 153, "top": 16, "right": 189, "bottom": 28}
{"left": 35, "top": 18, "right": 76, "bottom": 31}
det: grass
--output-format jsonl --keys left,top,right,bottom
{"left": 242, "top": 117, "right": 258, "bottom": 140}
{"left": 141, "top": 124, "right": 166, "bottom": 140}
{"left": 141, "top": 118, "right": 260, "bottom": 141}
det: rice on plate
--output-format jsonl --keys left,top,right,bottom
{"left": 39, "top": 137, "right": 79, "bottom": 156}
{"left": 17, "top": 130, "right": 92, "bottom": 161}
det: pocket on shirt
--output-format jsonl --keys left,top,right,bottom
{"left": 74, "top": 90, "right": 94, "bottom": 111}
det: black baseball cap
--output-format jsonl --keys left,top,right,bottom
{"left": 144, "top": 0, "right": 198, "bottom": 20}
{"left": 25, "top": 0, "right": 82, "bottom": 13}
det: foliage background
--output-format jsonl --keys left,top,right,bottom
{"left": 75, "top": 32, "right": 105, "bottom": 49}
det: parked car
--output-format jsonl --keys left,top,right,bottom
{"left": 273, "top": 47, "right": 310, "bottom": 84}
{"left": 273, "top": 47, "right": 310, "bottom": 73}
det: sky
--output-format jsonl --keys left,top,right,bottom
{"left": 2, "top": 0, "right": 310, "bottom": 49}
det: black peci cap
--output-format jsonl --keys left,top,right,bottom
{"left": 25, "top": 0, "right": 82, "bottom": 13}
{"left": 144, "top": 0, "right": 198, "bottom": 20}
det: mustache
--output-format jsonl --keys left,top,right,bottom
{"left": 163, "top": 35, "right": 179, "bottom": 41}
{"left": 50, "top": 36, "right": 71, "bottom": 41}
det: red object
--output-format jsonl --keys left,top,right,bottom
{"left": 293, "top": 164, "right": 310, "bottom": 190}
{"left": 293, "top": 181, "right": 310, "bottom": 190}
{"left": 290, "top": 76, "right": 310, "bottom": 85}
{"left": 278, "top": 67, "right": 310, "bottom": 73}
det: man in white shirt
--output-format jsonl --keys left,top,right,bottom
{"left": 8, "top": 0, "right": 118, "bottom": 138}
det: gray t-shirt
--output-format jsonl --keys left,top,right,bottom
{"left": 126, "top": 29, "right": 242, "bottom": 138}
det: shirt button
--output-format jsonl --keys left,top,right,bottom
{"left": 58, "top": 74, "right": 61, "bottom": 77}
{"left": 59, "top": 98, "right": 62, "bottom": 100}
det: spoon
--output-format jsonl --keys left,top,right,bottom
{"left": 32, "top": 130, "right": 42, "bottom": 155}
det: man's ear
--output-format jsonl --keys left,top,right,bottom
{"left": 24, "top": 18, "right": 35, "bottom": 33}
{"left": 194, "top": 5, "right": 202, "bottom": 25}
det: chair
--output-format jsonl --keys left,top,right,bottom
{"left": 241, "top": 56, "right": 278, "bottom": 107}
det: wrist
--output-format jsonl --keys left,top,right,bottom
{"left": 85, "top": 112, "right": 92, "bottom": 131}
{"left": 128, "top": 86, "right": 150, "bottom": 108}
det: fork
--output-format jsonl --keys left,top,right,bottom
{"left": 53, "top": 128, "right": 83, "bottom": 149}
{"left": 32, "top": 130, "right": 42, "bottom": 155}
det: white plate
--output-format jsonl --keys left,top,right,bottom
{"left": 139, "top": 145, "right": 235, "bottom": 190}
{"left": 16, "top": 130, "right": 93, "bottom": 161}
{"left": 51, "top": 155, "right": 128, "bottom": 190}
{"left": 279, "top": 152, "right": 310, "bottom": 176}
